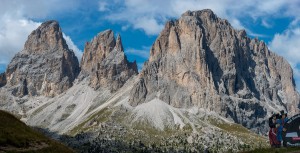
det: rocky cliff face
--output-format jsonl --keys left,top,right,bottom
{"left": 80, "top": 30, "right": 138, "bottom": 92}
{"left": 5, "top": 20, "right": 80, "bottom": 97}
{"left": 129, "top": 9, "right": 300, "bottom": 130}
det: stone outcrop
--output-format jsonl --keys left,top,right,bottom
{"left": 5, "top": 20, "right": 80, "bottom": 97}
{"left": 80, "top": 30, "right": 138, "bottom": 92}
{"left": 129, "top": 9, "right": 300, "bottom": 130}
{"left": 0, "top": 73, "right": 6, "bottom": 87}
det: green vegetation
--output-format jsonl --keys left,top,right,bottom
{"left": 240, "top": 147, "right": 300, "bottom": 153}
{"left": 69, "top": 107, "right": 113, "bottom": 136}
{"left": 0, "top": 110, "right": 73, "bottom": 153}
{"left": 209, "top": 118, "right": 269, "bottom": 150}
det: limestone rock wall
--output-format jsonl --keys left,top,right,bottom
{"left": 129, "top": 9, "right": 300, "bottom": 130}
{"left": 5, "top": 21, "right": 80, "bottom": 97}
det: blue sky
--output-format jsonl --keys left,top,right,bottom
{"left": 0, "top": 0, "right": 300, "bottom": 90}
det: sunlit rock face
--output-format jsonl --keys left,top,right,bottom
{"left": 129, "top": 9, "right": 300, "bottom": 130}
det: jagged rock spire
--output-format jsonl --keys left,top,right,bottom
{"left": 80, "top": 30, "right": 138, "bottom": 91}
{"left": 115, "top": 34, "right": 124, "bottom": 52}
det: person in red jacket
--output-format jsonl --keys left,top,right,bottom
{"left": 268, "top": 113, "right": 281, "bottom": 147}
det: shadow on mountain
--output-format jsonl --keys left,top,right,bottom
{"left": 33, "top": 127, "right": 178, "bottom": 153}
{"left": 0, "top": 110, "right": 73, "bottom": 153}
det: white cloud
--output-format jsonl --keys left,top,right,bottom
{"left": 134, "top": 17, "right": 164, "bottom": 35}
{"left": 0, "top": 16, "right": 40, "bottom": 67}
{"left": 261, "top": 19, "right": 272, "bottom": 28}
{"left": 269, "top": 28, "right": 300, "bottom": 65}
{"left": 125, "top": 46, "right": 150, "bottom": 59}
{"left": 121, "top": 24, "right": 130, "bottom": 31}
{"left": 230, "top": 18, "right": 268, "bottom": 38}
{"left": 63, "top": 33, "right": 83, "bottom": 61}
{"left": 269, "top": 27, "right": 300, "bottom": 90}
{"left": 104, "top": 0, "right": 172, "bottom": 35}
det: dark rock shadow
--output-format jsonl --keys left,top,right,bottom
{"left": 197, "top": 22, "right": 223, "bottom": 90}
{"left": 33, "top": 127, "right": 173, "bottom": 153}
{"left": 234, "top": 42, "right": 261, "bottom": 99}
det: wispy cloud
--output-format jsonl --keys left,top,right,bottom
{"left": 261, "top": 19, "right": 273, "bottom": 28}
{"left": 125, "top": 46, "right": 150, "bottom": 59}
{"left": 230, "top": 18, "right": 269, "bottom": 38}
{"left": 134, "top": 17, "right": 164, "bottom": 35}
{"left": 63, "top": 33, "right": 83, "bottom": 61}
{"left": 0, "top": 17, "right": 40, "bottom": 69}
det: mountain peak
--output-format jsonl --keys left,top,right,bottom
{"left": 80, "top": 30, "right": 137, "bottom": 91}
{"left": 182, "top": 9, "right": 217, "bottom": 19}
{"left": 24, "top": 20, "right": 68, "bottom": 53}
{"left": 5, "top": 20, "right": 79, "bottom": 97}
{"left": 95, "top": 29, "right": 114, "bottom": 41}
{"left": 89, "top": 29, "right": 115, "bottom": 54}
{"left": 40, "top": 20, "right": 59, "bottom": 28}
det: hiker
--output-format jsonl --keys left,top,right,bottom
{"left": 268, "top": 113, "right": 280, "bottom": 147}
{"left": 276, "top": 110, "right": 288, "bottom": 147}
